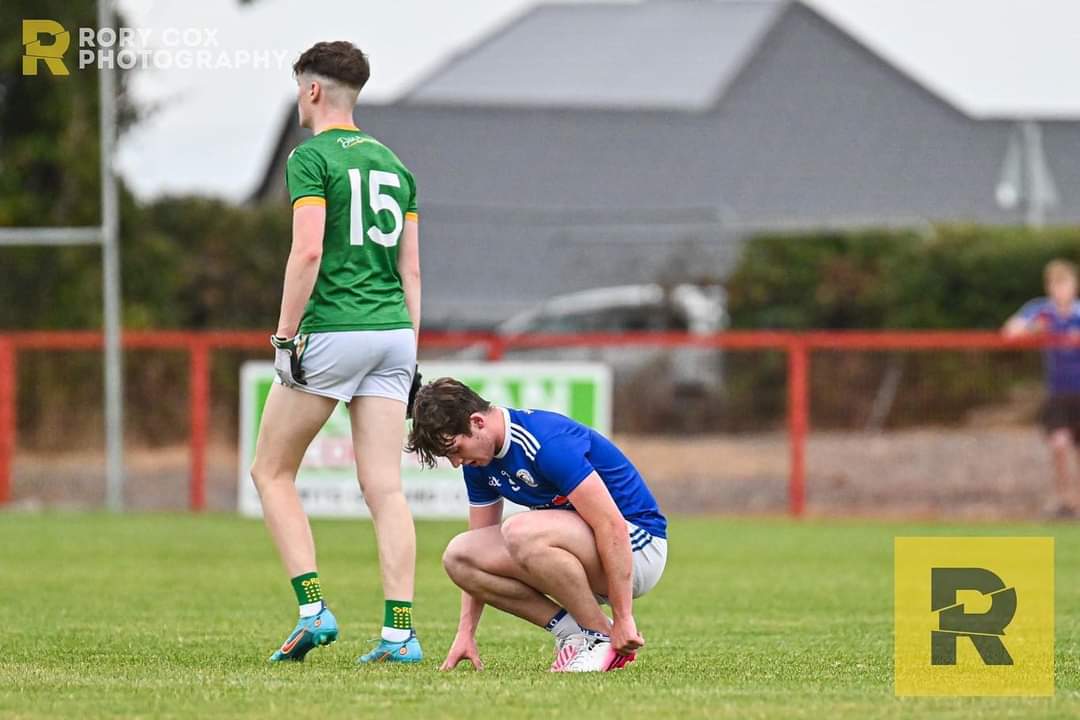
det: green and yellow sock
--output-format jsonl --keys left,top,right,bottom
{"left": 291, "top": 572, "right": 324, "bottom": 618}
{"left": 382, "top": 599, "right": 413, "bottom": 642}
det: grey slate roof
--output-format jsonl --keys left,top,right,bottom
{"left": 405, "top": 1, "right": 784, "bottom": 111}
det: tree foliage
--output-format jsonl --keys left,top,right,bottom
{"left": 727, "top": 226, "right": 1080, "bottom": 330}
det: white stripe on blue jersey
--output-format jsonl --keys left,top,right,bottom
{"left": 510, "top": 428, "right": 538, "bottom": 459}
{"left": 510, "top": 435, "right": 536, "bottom": 460}
{"left": 510, "top": 423, "right": 541, "bottom": 453}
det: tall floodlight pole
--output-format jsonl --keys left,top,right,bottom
{"left": 98, "top": 0, "right": 125, "bottom": 511}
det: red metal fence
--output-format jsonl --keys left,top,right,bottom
{"left": 0, "top": 330, "right": 1067, "bottom": 515}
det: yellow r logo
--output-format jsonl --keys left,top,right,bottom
{"left": 22, "top": 20, "right": 70, "bottom": 76}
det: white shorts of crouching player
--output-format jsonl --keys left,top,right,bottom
{"left": 595, "top": 521, "right": 668, "bottom": 604}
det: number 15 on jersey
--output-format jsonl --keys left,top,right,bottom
{"left": 348, "top": 168, "right": 404, "bottom": 248}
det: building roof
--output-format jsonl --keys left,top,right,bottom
{"left": 405, "top": 0, "right": 785, "bottom": 111}
{"left": 403, "top": 0, "right": 1080, "bottom": 120}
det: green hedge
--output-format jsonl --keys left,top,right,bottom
{"left": 723, "top": 226, "right": 1080, "bottom": 430}
{"left": 728, "top": 226, "right": 1080, "bottom": 330}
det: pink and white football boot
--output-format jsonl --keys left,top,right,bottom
{"left": 550, "top": 633, "right": 589, "bottom": 671}
{"left": 553, "top": 631, "right": 637, "bottom": 672}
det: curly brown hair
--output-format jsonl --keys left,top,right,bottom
{"left": 406, "top": 378, "right": 491, "bottom": 469}
{"left": 292, "top": 41, "right": 370, "bottom": 90}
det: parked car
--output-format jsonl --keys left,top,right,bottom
{"left": 452, "top": 283, "right": 727, "bottom": 397}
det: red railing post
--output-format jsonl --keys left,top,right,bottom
{"left": 0, "top": 340, "right": 15, "bottom": 505}
{"left": 189, "top": 339, "right": 210, "bottom": 512}
{"left": 486, "top": 337, "right": 508, "bottom": 361}
{"left": 787, "top": 339, "right": 809, "bottom": 518}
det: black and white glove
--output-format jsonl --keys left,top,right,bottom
{"left": 270, "top": 333, "right": 308, "bottom": 387}
{"left": 407, "top": 365, "right": 422, "bottom": 419}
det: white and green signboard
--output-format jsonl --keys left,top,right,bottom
{"left": 237, "top": 362, "right": 612, "bottom": 518}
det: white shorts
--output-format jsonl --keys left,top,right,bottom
{"left": 597, "top": 521, "right": 668, "bottom": 603}
{"left": 275, "top": 328, "right": 416, "bottom": 404}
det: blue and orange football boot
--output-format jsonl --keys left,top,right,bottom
{"left": 357, "top": 630, "right": 423, "bottom": 664}
{"left": 268, "top": 605, "right": 338, "bottom": 662}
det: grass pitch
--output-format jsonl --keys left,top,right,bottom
{"left": 2, "top": 514, "right": 1079, "bottom": 718}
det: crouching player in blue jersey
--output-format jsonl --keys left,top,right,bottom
{"left": 406, "top": 378, "right": 668, "bottom": 672}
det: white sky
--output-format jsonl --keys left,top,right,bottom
{"left": 112, "top": 0, "right": 1080, "bottom": 202}
{"left": 810, "top": 0, "right": 1080, "bottom": 118}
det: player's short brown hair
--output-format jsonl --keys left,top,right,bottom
{"left": 1045, "top": 258, "right": 1078, "bottom": 286}
{"left": 406, "top": 378, "right": 491, "bottom": 469}
{"left": 293, "top": 41, "right": 370, "bottom": 90}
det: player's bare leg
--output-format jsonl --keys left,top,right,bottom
{"left": 349, "top": 395, "right": 416, "bottom": 598}
{"left": 1048, "top": 429, "right": 1078, "bottom": 513}
{"left": 497, "top": 511, "right": 640, "bottom": 672}
{"left": 1069, "top": 435, "right": 1080, "bottom": 512}
{"left": 442, "top": 525, "right": 564, "bottom": 626}
{"left": 349, "top": 395, "right": 422, "bottom": 662}
{"left": 445, "top": 512, "right": 612, "bottom": 631}
{"left": 499, "top": 510, "right": 614, "bottom": 633}
{"left": 251, "top": 383, "right": 337, "bottom": 576}
{"left": 443, "top": 512, "right": 631, "bottom": 672}
{"left": 250, "top": 383, "right": 339, "bottom": 661}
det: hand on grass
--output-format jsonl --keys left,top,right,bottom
{"left": 440, "top": 633, "right": 484, "bottom": 671}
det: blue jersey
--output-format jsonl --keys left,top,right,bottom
{"left": 1017, "top": 298, "right": 1080, "bottom": 394}
{"left": 462, "top": 408, "right": 667, "bottom": 538}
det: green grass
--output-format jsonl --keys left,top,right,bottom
{"left": 1, "top": 514, "right": 1078, "bottom": 718}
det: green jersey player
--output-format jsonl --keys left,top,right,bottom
{"left": 250, "top": 41, "right": 423, "bottom": 664}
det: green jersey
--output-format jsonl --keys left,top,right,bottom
{"left": 285, "top": 125, "right": 418, "bottom": 333}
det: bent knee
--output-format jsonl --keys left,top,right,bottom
{"left": 249, "top": 459, "right": 276, "bottom": 492}
{"left": 442, "top": 532, "right": 475, "bottom": 577}
{"left": 250, "top": 454, "right": 300, "bottom": 495}
{"left": 359, "top": 481, "right": 406, "bottom": 510}
{"left": 444, "top": 532, "right": 497, "bottom": 591}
